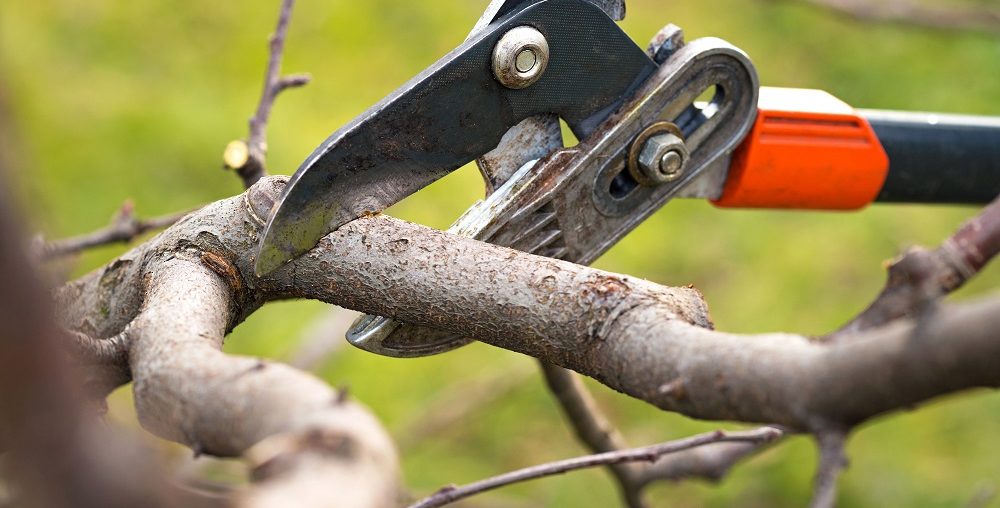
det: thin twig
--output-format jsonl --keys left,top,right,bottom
{"left": 407, "top": 428, "right": 782, "bottom": 508}
{"left": 228, "top": 0, "right": 311, "bottom": 188}
{"left": 809, "top": 431, "right": 848, "bottom": 508}
{"left": 539, "top": 362, "right": 781, "bottom": 506}
{"left": 798, "top": 0, "right": 1000, "bottom": 34}
{"left": 37, "top": 200, "right": 189, "bottom": 260}
{"left": 830, "top": 195, "right": 1000, "bottom": 339}
{"left": 538, "top": 362, "right": 647, "bottom": 507}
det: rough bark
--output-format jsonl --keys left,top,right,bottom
{"left": 58, "top": 176, "right": 1000, "bottom": 437}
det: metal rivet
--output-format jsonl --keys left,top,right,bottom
{"left": 492, "top": 26, "right": 549, "bottom": 89}
{"left": 515, "top": 49, "right": 537, "bottom": 73}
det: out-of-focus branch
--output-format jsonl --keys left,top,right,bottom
{"left": 0, "top": 174, "right": 182, "bottom": 507}
{"left": 798, "top": 0, "right": 1000, "bottom": 34}
{"left": 538, "top": 363, "right": 646, "bottom": 507}
{"left": 809, "top": 431, "right": 848, "bottom": 508}
{"left": 831, "top": 194, "right": 1000, "bottom": 339}
{"left": 407, "top": 428, "right": 782, "bottom": 508}
{"left": 37, "top": 200, "right": 189, "bottom": 260}
{"left": 225, "top": 0, "right": 311, "bottom": 187}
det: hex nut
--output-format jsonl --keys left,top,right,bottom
{"left": 635, "top": 132, "right": 688, "bottom": 185}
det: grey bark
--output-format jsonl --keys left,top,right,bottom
{"left": 58, "top": 176, "right": 1000, "bottom": 439}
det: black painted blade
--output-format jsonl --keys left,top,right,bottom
{"left": 255, "top": 0, "right": 654, "bottom": 275}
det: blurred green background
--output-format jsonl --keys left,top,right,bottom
{"left": 3, "top": 0, "right": 1000, "bottom": 506}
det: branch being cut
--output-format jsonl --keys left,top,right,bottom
{"left": 226, "top": 0, "right": 311, "bottom": 187}
{"left": 54, "top": 177, "right": 1000, "bottom": 506}
{"left": 38, "top": 200, "right": 188, "bottom": 260}
{"left": 407, "top": 427, "right": 781, "bottom": 508}
{"left": 59, "top": 176, "right": 1000, "bottom": 431}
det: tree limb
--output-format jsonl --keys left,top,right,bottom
{"left": 832, "top": 194, "right": 1000, "bottom": 339}
{"left": 809, "top": 431, "right": 848, "bottom": 508}
{"left": 37, "top": 200, "right": 189, "bottom": 260}
{"left": 53, "top": 177, "right": 1000, "bottom": 507}
{"left": 128, "top": 255, "right": 399, "bottom": 508}
{"left": 407, "top": 427, "right": 781, "bottom": 508}
{"left": 540, "top": 363, "right": 777, "bottom": 507}
{"left": 58, "top": 176, "right": 1000, "bottom": 432}
{"left": 227, "top": 0, "right": 311, "bottom": 187}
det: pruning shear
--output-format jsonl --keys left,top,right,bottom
{"left": 255, "top": 0, "right": 1000, "bottom": 357}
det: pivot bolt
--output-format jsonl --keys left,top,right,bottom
{"left": 635, "top": 132, "right": 688, "bottom": 185}
{"left": 493, "top": 26, "right": 549, "bottom": 89}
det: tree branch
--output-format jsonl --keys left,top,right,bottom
{"left": 53, "top": 177, "right": 1000, "bottom": 507}
{"left": 809, "top": 431, "right": 848, "bottom": 508}
{"left": 37, "top": 200, "right": 189, "bottom": 260}
{"left": 798, "top": 0, "right": 1000, "bottom": 34}
{"left": 407, "top": 428, "right": 781, "bottom": 508}
{"left": 58, "top": 176, "right": 1000, "bottom": 432}
{"left": 540, "top": 362, "right": 779, "bottom": 506}
{"left": 832, "top": 194, "right": 1000, "bottom": 339}
{"left": 539, "top": 362, "right": 647, "bottom": 507}
{"left": 127, "top": 255, "right": 399, "bottom": 508}
{"left": 227, "top": 0, "right": 311, "bottom": 188}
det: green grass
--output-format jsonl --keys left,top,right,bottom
{"left": 4, "top": 0, "right": 999, "bottom": 505}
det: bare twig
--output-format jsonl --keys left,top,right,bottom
{"left": 538, "top": 363, "right": 647, "bottom": 507}
{"left": 540, "top": 363, "right": 780, "bottom": 506}
{"left": 831, "top": 194, "right": 1000, "bottom": 339}
{"left": 407, "top": 428, "right": 782, "bottom": 508}
{"left": 227, "top": 0, "right": 311, "bottom": 188}
{"left": 809, "top": 431, "right": 848, "bottom": 508}
{"left": 38, "top": 200, "right": 188, "bottom": 260}
{"left": 798, "top": 0, "right": 1000, "bottom": 34}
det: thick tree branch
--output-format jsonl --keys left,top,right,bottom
{"left": 407, "top": 428, "right": 781, "bottom": 508}
{"left": 127, "top": 255, "right": 398, "bottom": 508}
{"left": 58, "top": 177, "right": 1000, "bottom": 433}
{"left": 53, "top": 177, "right": 1000, "bottom": 507}
{"left": 270, "top": 193, "right": 1000, "bottom": 430}
{"left": 227, "top": 0, "right": 310, "bottom": 187}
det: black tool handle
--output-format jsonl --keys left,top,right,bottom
{"left": 863, "top": 110, "right": 1000, "bottom": 204}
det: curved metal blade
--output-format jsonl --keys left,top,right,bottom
{"left": 255, "top": 0, "right": 654, "bottom": 275}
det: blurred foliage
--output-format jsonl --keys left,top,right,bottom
{"left": 3, "top": 0, "right": 1000, "bottom": 506}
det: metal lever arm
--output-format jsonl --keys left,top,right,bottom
{"left": 348, "top": 37, "right": 759, "bottom": 357}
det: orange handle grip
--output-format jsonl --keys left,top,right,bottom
{"left": 713, "top": 87, "right": 889, "bottom": 210}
